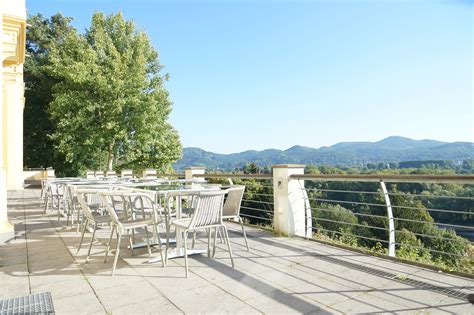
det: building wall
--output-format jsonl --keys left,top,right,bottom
{"left": 0, "top": 0, "right": 26, "bottom": 242}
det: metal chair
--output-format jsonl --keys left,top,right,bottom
{"left": 221, "top": 185, "right": 249, "bottom": 251}
{"left": 169, "top": 190, "right": 234, "bottom": 277}
{"left": 101, "top": 191, "right": 165, "bottom": 276}
{"left": 76, "top": 189, "right": 113, "bottom": 263}
{"left": 44, "top": 181, "right": 64, "bottom": 220}
{"left": 192, "top": 186, "right": 249, "bottom": 252}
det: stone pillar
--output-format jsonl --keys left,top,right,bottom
{"left": 0, "top": 1, "right": 27, "bottom": 242}
{"left": 184, "top": 167, "right": 205, "bottom": 182}
{"left": 3, "top": 65, "right": 24, "bottom": 189}
{"left": 272, "top": 164, "right": 307, "bottom": 237}
{"left": 0, "top": 10, "right": 12, "bottom": 242}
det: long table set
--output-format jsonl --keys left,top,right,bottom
{"left": 41, "top": 176, "right": 248, "bottom": 277}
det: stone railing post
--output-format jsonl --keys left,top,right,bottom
{"left": 272, "top": 164, "right": 308, "bottom": 237}
{"left": 185, "top": 167, "right": 206, "bottom": 182}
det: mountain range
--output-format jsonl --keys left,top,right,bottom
{"left": 174, "top": 136, "right": 474, "bottom": 171}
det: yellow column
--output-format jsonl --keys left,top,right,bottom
{"left": 0, "top": 0, "right": 26, "bottom": 242}
{"left": 3, "top": 63, "right": 24, "bottom": 189}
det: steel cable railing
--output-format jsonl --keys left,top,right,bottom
{"left": 298, "top": 177, "right": 473, "bottom": 273}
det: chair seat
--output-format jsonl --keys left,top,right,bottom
{"left": 91, "top": 213, "right": 111, "bottom": 223}
{"left": 222, "top": 215, "right": 238, "bottom": 220}
{"left": 120, "top": 219, "right": 155, "bottom": 230}
{"left": 171, "top": 218, "right": 192, "bottom": 229}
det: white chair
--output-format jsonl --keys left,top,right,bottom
{"left": 193, "top": 186, "right": 249, "bottom": 252}
{"left": 44, "top": 181, "right": 65, "bottom": 220}
{"left": 222, "top": 185, "right": 249, "bottom": 251}
{"left": 169, "top": 190, "right": 234, "bottom": 277}
{"left": 101, "top": 191, "right": 165, "bottom": 276}
{"left": 121, "top": 169, "right": 133, "bottom": 178}
{"left": 105, "top": 170, "right": 117, "bottom": 178}
{"left": 76, "top": 189, "right": 113, "bottom": 262}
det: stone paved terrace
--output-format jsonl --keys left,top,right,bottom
{"left": 1, "top": 189, "right": 473, "bottom": 314}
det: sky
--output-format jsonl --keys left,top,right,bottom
{"left": 26, "top": 0, "right": 473, "bottom": 153}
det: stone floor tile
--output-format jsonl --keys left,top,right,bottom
{"left": 165, "top": 284, "right": 258, "bottom": 314}
{"left": 30, "top": 277, "right": 92, "bottom": 300}
{"left": 94, "top": 280, "right": 162, "bottom": 311}
{"left": 109, "top": 296, "right": 183, "bottom": 314}
{"left": 244, "top": 288, "right": 328, "bottom": 314}
{"left": 52, "top": 291, "right": 105, "bottom": 314}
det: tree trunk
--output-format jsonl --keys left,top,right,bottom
{"left": 107, "top": 143, "right": 114, "bottom": 171}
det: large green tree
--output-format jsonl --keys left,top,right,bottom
{"left": 24, "top": 13, "right": 74, "bottom": 170}
{"left": 46, "top": 12, "right": 181, "bottom": 173}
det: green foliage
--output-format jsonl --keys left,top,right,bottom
{"left": 303, "top": 165, "right": 473, "bottom": 273}
{"left": 313, "top": 203, "right": 358, "bottom": 234}
{"left": 395, "top": 229, "right": 432, "bottom": 264}
{"left": 24, "top": 13, "right": 75, "bottom": 170}
{"left": 35, "top": 12, "right": 181, "bottom": 175}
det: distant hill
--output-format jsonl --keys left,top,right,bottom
{"left": 174, "top": 136, "right": 474, "bottom": 171}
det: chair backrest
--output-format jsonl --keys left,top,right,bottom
{"left": 121, "top": 169, "right": 133, "bottom": 178}
{"left": 142, "top": 168, "right": 157, "bottom": 179}
{"left": 223, "top": 186, "right": 245, "bottom": 217}
{"left": 100, "top": 192, "right": 158, "bottom": 227}
{"left": 76, "top": 190, "right": 100, "bottom": 221}
{"left": 189, "top": 190, "right": 227, "bottom": 229}
{"left": 49, "top": 182, "right": 64, "bottom": 197}
{"left": 105, "top": 170, "right": 117, "bottom": 178}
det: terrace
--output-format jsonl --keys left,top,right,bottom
{"left": 1, "top": 169, "right": 473, "bottom": 314}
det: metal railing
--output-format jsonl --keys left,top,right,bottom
{"left": 191, "top": 172, "right": 473, "bottom": 273}
{"left": 291, "top": 174, "right": 473, "bottom": 272}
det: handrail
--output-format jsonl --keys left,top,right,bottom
{"left": 290, "top": 174, "right": 474, "bottom": 184}
{"left": 157, "top": 173, "right": 185, "bottom": 177}
{"left": 194, "top": 173, "right": 273, "bottom": 179}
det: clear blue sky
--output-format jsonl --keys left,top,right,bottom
{"left": 27, "top": 0, "right": 473, "bottom": 153}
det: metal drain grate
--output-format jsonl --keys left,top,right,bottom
{"left": 0, "top": 292, "right": 54, "bottom": 315}
{"left": 311, "top": 253, "right": 470, "bottom": 300}
{"left": 243, "top": 234, "right": 471, "bottom": 301}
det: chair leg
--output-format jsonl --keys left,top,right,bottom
{"left": 144, "top": 226, "right": 152, "bottom": 256}
{"left": 86, "top": 222, "right": 97, "bottom": 263}
{"left": 217, "top": 227, "right": 225, "bottom": 244}
{"left": 191, "top": 231, "right": 196, "bottom": 249}
{"left": 66, "top": 205, "right": 70, "bottom": 226}
{"left": 165, "top": 215, "right": 170, "bottom": 264}
{"left": 207, "top": 228, "right": 211, "bottom": 257}
{"left": 183, "top": 230, "right": 189, "bottom": 278}
{"left": 112, "top": 232, "right": 123, "bottom": 276}
{"left": 104, "top": 225, "right": 115, "bottom": 263}
{"left": 76, "top": 206, "right": 81, "bottom": 233}
{"left": 44, "top": 197, "right": 49, "bottom": 213}
{"left": 57, "top": 197, "right": 61, "bottom": 221}
{"left": 77, "top": 219, "right": 89, "bottom": 254}
{"left": 128, "top": 231, "right": 134, "bottom": 256}
{"left": 222, "top": 226, "right": 234, "bottom": 268}
{"left": 155, "top": 224, "right": 165, "bottom": 267}
{"left": 239, "top": 217, "right": 250, "bottom": 251}
{"left": 212, "top": 227, "right": 218, "bottom": 258}
{"left": 57, "top": 197, "right": 62, "bottom": 221}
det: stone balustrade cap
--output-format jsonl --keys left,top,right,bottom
{"left": 272, "top": 164, "right": 306, "bottom": 169}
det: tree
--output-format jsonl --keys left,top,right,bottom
{"left": 46, "top": 12, "right": 181, "bottom": 174}
{"left": 24, "top": 13, "right": 75, "bottom": 170}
